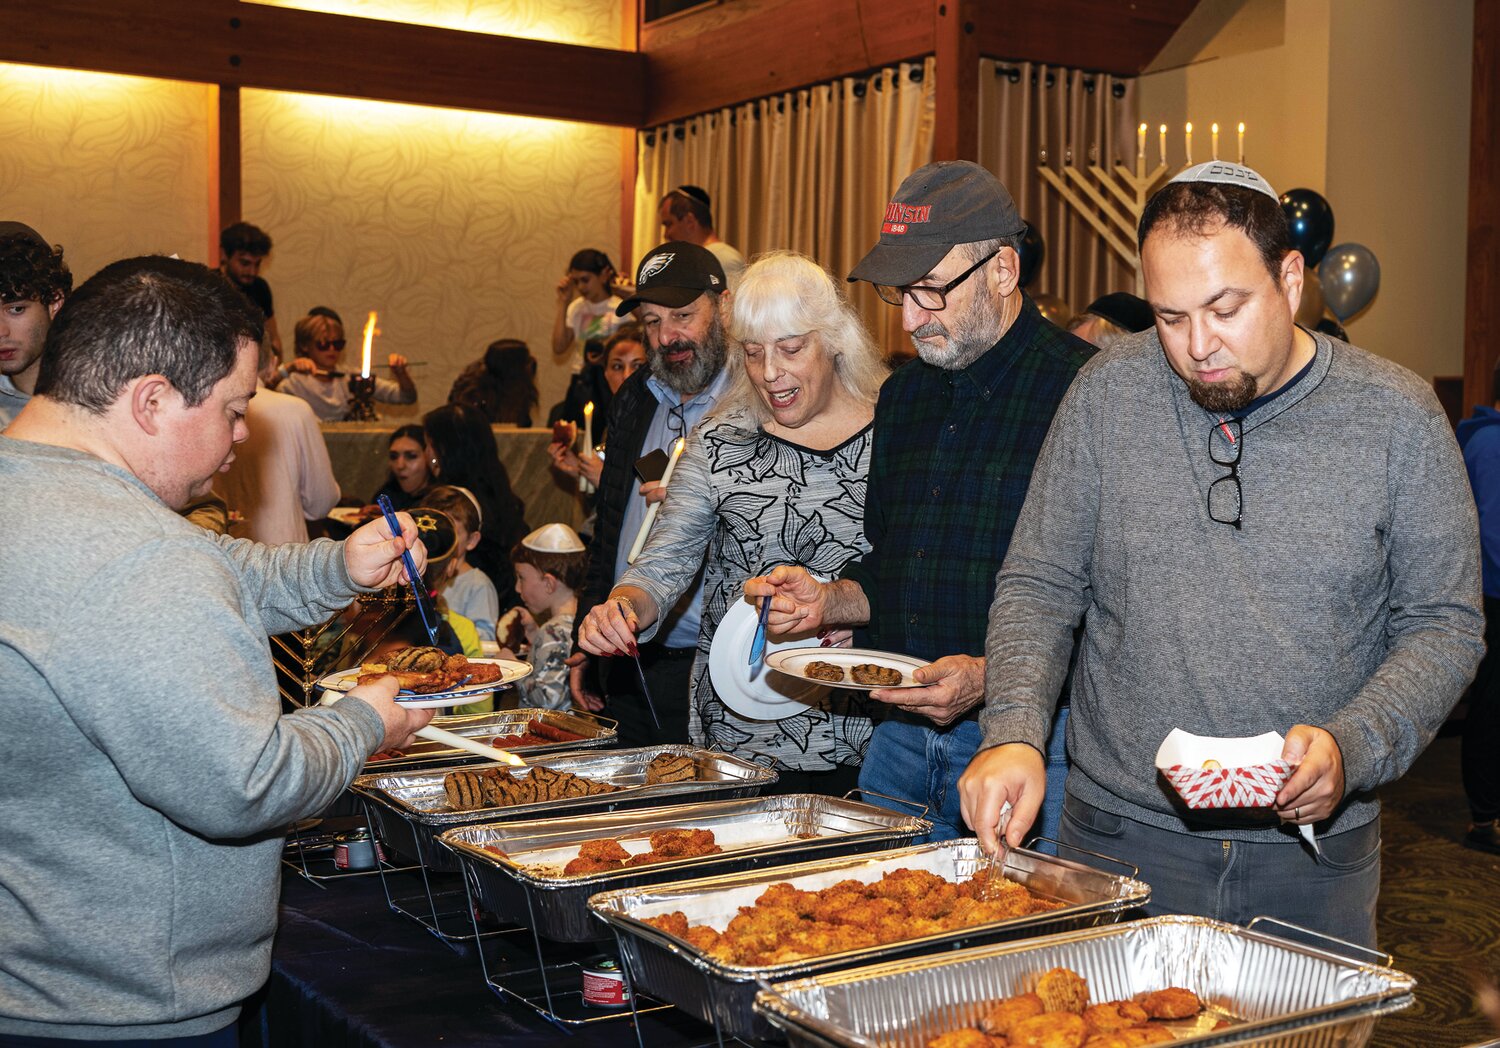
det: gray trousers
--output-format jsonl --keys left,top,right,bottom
{"left": 1059, "top": 792, "right": 1381, "bottom": 949}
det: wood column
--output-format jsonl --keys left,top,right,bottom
{"left": 932, "top": 0, "right": 978, "bottom": 162}
{"left": 1464, "top": 0, "right": 1499, "bottom": 415}
{"left": 621, "top": 0, "right": 640, "bottom": 271}
{"left": 207, "top": 84, "right": 241, "bottom": 259}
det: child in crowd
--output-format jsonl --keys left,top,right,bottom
{"left": 422, "top": 486, "right": 500, "bottom": 643}
{"left": 502, "top": 524, "right": 587, "bottom": 711}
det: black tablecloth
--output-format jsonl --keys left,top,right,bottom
{"left": 250, "top": 866, "right": 716, "bottom": 1048}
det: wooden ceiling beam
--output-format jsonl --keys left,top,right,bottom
{"left": 0, "top": 0, "right": 647, "bottom": 127}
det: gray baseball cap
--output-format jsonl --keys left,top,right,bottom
{"left": 848, "top": 161, "right": 1026, "bottom": 287}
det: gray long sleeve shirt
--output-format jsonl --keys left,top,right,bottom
{"left": 0, "top": 436, "right": 385, "bottom": 1039}
{"left": 982, "top": 331, "right": 1483, "bottom": 840}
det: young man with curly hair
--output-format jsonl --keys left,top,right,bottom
{"left": 0, "top": 222, "right": 71, "bottom": 429}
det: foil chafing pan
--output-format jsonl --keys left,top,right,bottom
{"left": 437, "top": 794, "right": 933, "bottom": 942}
{"left": 587, "top": 838, "right": 1148, "bottom": 1040}
{"left": 754, "top": 915, "right": 1416, "bottom": 1048}
{"left": 363, "top": 708, "right": 617, "bottom": 771}
{"left": 350, "top": 745, "right": 777, "bottom": 872}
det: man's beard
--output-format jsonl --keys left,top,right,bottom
{"left": 650, "top": 311, "right": 728, "bottom": 395}
{"left": 908, "top": 291, "right": 1002, "bottom": 371}
{"left": 1185, "top": 370, "right": 1257, "bottom": 413}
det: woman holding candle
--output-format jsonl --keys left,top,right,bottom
{"left": 577, "top": 252, "right": 888, "bottom": 794}
{"left": 273, "top": 312, "right": 415, "bottom": 422}
{"left": 549, "top": 324, "right": 648, "bottom": 488}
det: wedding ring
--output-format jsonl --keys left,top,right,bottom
{"left": 1295, "top": 806, "right": 1301, "bottom": 821}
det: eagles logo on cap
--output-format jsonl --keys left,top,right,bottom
{"left": 638, "top": 252, "right": 675, "bottom": 282}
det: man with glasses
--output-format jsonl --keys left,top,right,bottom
{"left": 960, "top": 162, "right": 1483, "bottom": 946}
{"left": 569, "top": 241, "right": 733, "bottom": 746}
{"left": 747, "top": 162, "right": 1093, "bottom": 837}
{"left": 273, "top": 311, "right": 415, "bottom": 421}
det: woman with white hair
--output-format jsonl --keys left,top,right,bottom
{"left": 578, "top": 251, "right": 888, "bottom": 794}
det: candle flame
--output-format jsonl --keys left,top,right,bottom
{"left": 1211, "top": 122, "right": 1219, "bottom": 134}
{"left": 583, "top": 401, "right": 594, "bottom": 417}
{"left": 674, "top": 437, "right": 685, "bottom": 455}
{"left": 1159, "top": 124, "right": 1167, "bottom": 134}
{"left": 1185, "top": 122, "right": 1192, "bottom": 133}
{"left": 1138, "top": 122, "right": 1147, "bottom": 133}
{"left": 1238, "top": 122, "right": 1246, "bottom": 133}
{"left": 360, "top": 311, "right": 377, "bottom": 379}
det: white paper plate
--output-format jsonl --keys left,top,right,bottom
{"left": 314, "top": 657, "right": 531, "bottom": 708}
{"left": 764, "top": 647, "right": 929, "bottom": 691}
{"left": 708, "top": 598, "right": 831, "bottom": 721}
{"left": 327, "top": 506, "right": 367, "bottom": 526}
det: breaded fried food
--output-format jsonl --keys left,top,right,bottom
{"left": 851, "top": 662, "right": 904, "bottom": 686}
{"left": 804, "top": 660, "right": 846, "bottom": 682}
{"left": 563, "top": 855, "right": 623, "bottom": 875}
{"left": 649, "top": 828, "right": 718, "bottom": 856}
{"left": 1082, "top": 1001, "right": 1148, "bottom": 1034}
{"left": 927, "top": 1029, "right": 1002, "bottom": 1048}
{"left": 643, "top": 911, "right": 689, "bottom": 936}
{"left": 578, "top": 837, "right": 631, "bottom": 862}
{"left": 683, "top": 925, "right": 722, "bottom": 951}
{"left": 1137, "top": 987, "right": 1200, "bottom": 1020}
{"left": 980, "top": 992, "right": 1045, "bottom": 1036}
{"left": 1082, "top": 1027, "right": 1173, "bottom": 1047}
{"left": 1035, "top": 968, "right": 1089, "bottom": 1014}
{"left": 1009, "top": 1011, "right": 1087, "bottom": 1048}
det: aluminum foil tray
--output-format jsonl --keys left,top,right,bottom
{"left": 350, "top": 745, "right": 777, "bottom": 872}
{"left": 588, "top": 838, "right": 1148, "bottom": 1040}
{"left": 438, "top": 794, "right": 932, "bottom": 942}
{"left": 754, "top": 915, "right": 1416, "bottom": 1048}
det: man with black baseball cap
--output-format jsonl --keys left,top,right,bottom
{"left": 1067, "top": 291, "right": 1156, "bottom": 350}
{"left": 568, "top": 242, "right": 733, "bottom": 746}
{"left": 748, "top": 161, "right": 1093, "bottom": 839}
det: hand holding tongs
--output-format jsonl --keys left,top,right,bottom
{"left": 979, "top": 801, "right": 1013, "bottom": 899}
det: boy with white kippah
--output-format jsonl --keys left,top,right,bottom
{"left": 504, "top": 524, "right": 588, "bottom": 710}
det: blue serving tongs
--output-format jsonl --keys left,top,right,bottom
{"left": 376, "top": 494, "right": 441, "bottom": 646}
{"left": 747, "top": 595, "right": 772, "bottom": 678}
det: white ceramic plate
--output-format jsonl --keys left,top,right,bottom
{"left": 764, "top": 647, "right": 930, "bottom": 691}
{"left": 327, "top": 506, "right": 367, "bottom": 527}
{"left": 314, "top": 657, "right": 532, "bottom": 708}
{"left": 708, "top": 598, "right": 831, "bottom": 721}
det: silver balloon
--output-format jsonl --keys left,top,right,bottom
{"left": 1295, "top": 267, "right": 1326, "bottom": 328}
{"left": 1318, "top": 243, "right": 1380, "bottom": 321}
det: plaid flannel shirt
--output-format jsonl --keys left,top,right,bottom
{"left": 841, "top": 295, "right": 1095, "bottom": 663}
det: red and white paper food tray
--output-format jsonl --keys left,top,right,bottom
{"left": 1154, "top": 729, "right": 1319, "bottom": 853}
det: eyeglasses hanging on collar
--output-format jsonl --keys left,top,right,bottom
{"left": 1208, "top": 418, "right": 1242, "bottom": 529}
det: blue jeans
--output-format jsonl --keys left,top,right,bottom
{"left": 1059, "top": 792, "right": 1381, "bottom": 949}
{"left": 857, "top": 705, "right": 1070, "bottom": 848}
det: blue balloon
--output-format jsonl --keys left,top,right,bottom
{"left": 1318, "top": 243, "right": 1380, "bottom": 321}
{"left": 1279, "top": 188, "right": 1335, "bottom": 268}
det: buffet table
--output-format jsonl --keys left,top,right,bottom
{"left": 320, "top": 423, "right": 583, "bottom": 532}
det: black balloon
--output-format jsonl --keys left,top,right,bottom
{"left": 1018, "top": 222, "right": 1045, "bottom": 288}
{"left": 1279, "top": 188, "right": 1335, "bottom": 268}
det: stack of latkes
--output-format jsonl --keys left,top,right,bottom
{"left": 644, "top": 753, "right": 698, "bottom": 784}
{"left": 443, "top": 766, "right": 618, "bottom": 811}
{"left": 643, "top": 866, "right": 1062, "bottom": 967}
{"left": 554, "top": 828, "right": 723, "bottom": 875}
{"left": 925, "top": 966, "right": 1209, "bottom": 1048}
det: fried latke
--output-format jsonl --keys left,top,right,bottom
{"left": 1081, "top": 1000, "right": 1148, "bottom": 1034}
{"left": 578, "top": 837, "right": 631, "bottom": 862}
{"left": 927, "top": 1028, "right": 1003, "bottom": 1048}
{"left": 980, "top": 992, "right": 1045, "bottom": 1036}
{"left": 1009, "top": 1011, "right": 1088, "bottom": 1048}
{"left": 1137, "top": 987, "right": 1200, "bottom": 1020}
{"left": 1035, "top": 967, "right": 1090, "bottom": 1014}
{"left": 1081, "top": 1027, "right": 1173, "bottom": 1047}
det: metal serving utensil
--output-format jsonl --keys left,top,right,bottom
{"left": 979, "top": 801, "right": 1013, "bottom": 900}
{"left": 618, "top": 599, "right": 661, "bottom": 730}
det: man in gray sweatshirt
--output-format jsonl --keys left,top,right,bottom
{"left": 0, "top": 256, "right": 433, "bottom": 1042}
{"left": 961, "top": 163, "right": 1483, "bottom": 947}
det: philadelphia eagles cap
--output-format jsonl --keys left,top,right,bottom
{"left": 616, "top": 241, "right": 727, "bottom": 316}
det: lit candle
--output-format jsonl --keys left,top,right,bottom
{"left": 1211, "top": 122, "right": 1219, "bottom": 160}
{"left": 1238, "top": 122, "right": 1246, "bottom": 164}
{"left": 583, "top": 401, "right": 594, "bottom": 451}
{"left": 360, "top": 311, "right": 376, "bottom": 379}
{"left": 1184, "top": 123, "right": 1193, "bottom": 167}
{"left": 1159, "top": 124, "right": 1167, "bottom": 166}
{"left": 626, "top": 437, "right": 686, "bottom": 564}
{"left": 1136, "top": 122, "right": 1146, "bottom": 177}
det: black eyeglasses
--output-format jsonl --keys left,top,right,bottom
{"left": 664, "top": 403, "right": 685, "bottom": 450}
{"left": 314, "top": 339, "right": 347, "bottom": 351}
{"left": 873, "top": 249, "right": 999, "bottom": 311}
{"left": 1208, "top": 418, "right": 1242, "bottom": 529}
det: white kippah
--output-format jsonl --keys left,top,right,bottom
{"left": 1169, "top": 161, "right": 1279, "bottom": 201}
{"left": 522, "top": 523, "right": 586, "bottom": 553}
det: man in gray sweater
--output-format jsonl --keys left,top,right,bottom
{"left": 0, "top": 256, "right": 433, "bottom": 1042}
{"left": 961, "top": 163, "right": 1483, "bottom": 947}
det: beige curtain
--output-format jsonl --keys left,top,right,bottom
{"left": 978, "top": 59, "right": 1139, "bottom": 317}
{"left": 635, "top": 57, "right": 936, "bottom": 356}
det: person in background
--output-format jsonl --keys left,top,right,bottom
{"left": 503, "top": 524, "right": 588, "bottom": 711}
{"left": 363, "top": 424, "right": 433, "bottom": 518}
{"left": 548, "top": 323, "right": 648, "bottom": 489}
{"left": 747, "top": 162, "right": 1093, "bottom": 838}
{"left": 1065, "top": 291, "right": 1155, "bottom": 351}
{"left": 552, "top": 249, "right": 626, "bottom": 373}
{"left": 1456, "top": 360, "right": 1500, "bottom": 855}
{"left": 0, "top": 222, "right": 71, "bottom": 430}
{"left": 273, "top": 312, "right": 415, "bottom": 422}
{"left": 424, "top": 485, "right": 499, "bottom": 642}
{"left": 659, "top": 186, "right": 747, "bottom": 289}
{"left": 448, "top": 338, "right": 538, "bottom": 426}
{"left": 217, "top": 337, "right": 340, "bottom": 545}
{"left": 568, "top": 242, "right": 732, "bottom": 744}
{"left": 582, "top": 252, "right": 885, "bottom": 794}
{"left": 422, "top": 403, "right": 529, "bottom": 609}
{"left": 218, "top": 221, "right": 282, "bottom": 365}
{"left": 0, "top": 254, "right": 430, "bottom": 1043}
